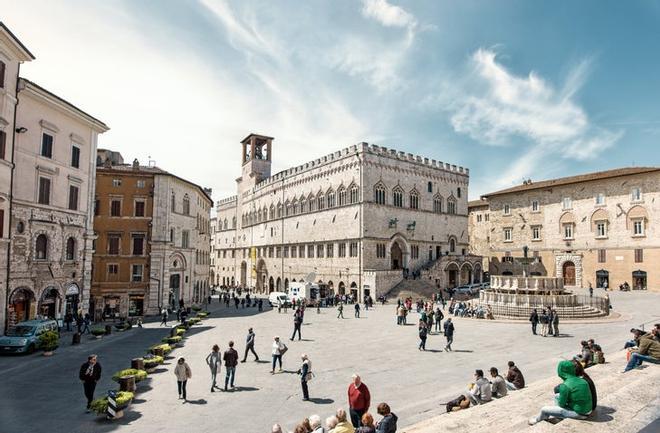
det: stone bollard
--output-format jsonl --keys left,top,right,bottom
{"left": 131, "top": 358, "right": 144, "bottom": 371}
{"left": 118, "top": 375, "right": 136, "bottom": 392}
{"left": 72, "top": 333, "right": 81, "bottom": 345}
{"left": 170, "top": 327, "right": 178, "bottom": 337}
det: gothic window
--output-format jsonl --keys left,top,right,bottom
{"left": 308, "top": 194, "right": 316, "bottom": 212}
{"left": 317, "top": 192, "right": 325, "bottom": 210}
{"left": 327, "top": 189, "right": 336, "bottom": 208}
{"left": 392, "top": 187, "right": 404, "bottom": 208}
{"left": 183, "top": 194, "right": 190, "bottom": 215}
{"left": 433, "top": 194, "right": 443, "bottom": 213}
{"left": 349, "top": 184, "right": 359, "bottom": 204}
{"left": 292, "top": 199, "right": 299, "bottom": 215}
{"left": 449, "top": 237, "right": 456, "bottom": 253}
{"left": 409, "top": 189, "right": 419, "bottom": 209}
{"left": 232, "top": 216, "right": 236, "bottom": 228}
{"left": 374, "top": 183, "right": 386, "bottom": 205}
{"left": 65, "top": 237, "right": 76, "bottom": 261}
{"left": 277, "top": 202, "right": 282, "bottom": 218}
{"left": 299, "top": 197, "right": 307, "bottom": 214}
{"left": 36, "top": 234, "right": 48, "bottom": 260}
{"left": 447, "top": 196, "right": 456, "bottom": 214}
{"left": 285, "top": 200, "right": 292, "bottom": 216}
{"left": 338, "top": 186, "right": 347, "bottom": 206}
{"left": 269, "top": 204, "right": 275, "bottom": 220}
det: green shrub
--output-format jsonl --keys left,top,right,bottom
{"left": 89, "top": 391, "right": 134, "bottom": 415}
{"left": 148, "top": 343, "right": 172, "bottom": 355}
{"left": 162, "top": 336, "right": 182, "bottom": 344}
{"left": 111, "top": 368, "right": 147, "bottom": 383}
{"left": 191, "top": 306, "right": 202, "bottom": 312}
{"left": 39, "top": 330, "right": 59, "bottom": 351}
{"left": 188, "top": 318, "right": 200, "bottom": 325}
{"left": 143, "top": 355, "right": 164, "bottom": 367}
{"left": 91, "top": 328, "right": 105, "bottom": 336}
{"left": 175, "top": 328, "right": 185, "bottom": 336}
{"left": 196, "top": 312, "right": 208, "bottom": 318}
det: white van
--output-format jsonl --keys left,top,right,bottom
{"left": 289, "top": 281, "right": 320, "bottom": 305}
{"left": 268, "top": 292, "right": 291, "bottom": 307}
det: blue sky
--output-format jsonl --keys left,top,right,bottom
{"left": 3, "top": 0, "right": 660, "bottom": 200}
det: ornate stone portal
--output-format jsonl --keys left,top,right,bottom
{"left": 554, "top": 253, "right": 583, "bottom": 288}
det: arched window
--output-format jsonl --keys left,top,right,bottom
{"left": 392, "top": 187, "right": 404, "bottom": 208}
{"left": 285, "top": 200, "right": 291, "bottom": 216}
{"left": 409, "top": 189, "right": 419, "bottom": 209}
{"left": 449, "top": 238, "right": 456, "bottom": 253}
{"left": 257, "top": 208, "right": 263, "bottom": 222}
{"left": 232, "top": 216, "right": 236, "bottom": 228}
{"left": 36, "top": 234, "right": 48, "bottom": 260}
{"left": 308, "top": 194, "right": 316, "bottom": 212}
{"left": 447, "top": 197, "right": 456, "bottom": 214}
{"left": 65, "top": 237, "right": 76, "bottom": 261}
{"left": 327, "top": 189, "right": 335, "bottom": 208}
{"left": 182, "top": 194, "right": 190, "bottom": 215}
{"left": 374, "top": 183, "right": 386, "bottom": 205}
{"left": 317, "top": 192, "right": 325, "bottom": 210}
{"left": 292, "top": 199, "right": 298, "bottom": 215}
{"left": 170, "top": 193, "right": 176, "bottom": 212}
{"left": 269, "top": 204, "right": 275, "bottom": 220}
{"left": 349, "top": 184, "right": 359, "bottom": 204}
{"left": 433, "top": 194, "right": 443, "bottom": 213}
{"left": 276, "top": 202, "right": 282, "bottom": 218}
{"left": 338, "top": 186, "right": 347, "bottom": 206}
{"left": 299, "top": 197, "right": 307, "bottom": 214}
{"left": 223, "top": 218, "right": 228, "bottom": 230}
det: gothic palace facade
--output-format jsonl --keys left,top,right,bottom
{"left": 212, "top": 134, "right": 471, "bottom": 300}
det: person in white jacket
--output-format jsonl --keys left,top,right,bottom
{"left": 174, "top": 357, "right": 192, "bottom": 400}
{"left": 466, "top": 369, "right": 492, "bottom": 405}
{"left": 271, "top": 336, "right": 287, "bottom": 374}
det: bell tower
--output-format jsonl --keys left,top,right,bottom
{"left": 240, "top": 133, "right": 273, "bottom": 186}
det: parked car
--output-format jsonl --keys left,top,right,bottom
{"left": 0, "top": 319, "right": 59, "bottom": 354}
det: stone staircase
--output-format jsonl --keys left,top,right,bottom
{"left": 386, "top": 278, "right": 438, "bottom": 299}
{"left": 402, "top": 350, "right": 660, "bottom": 433}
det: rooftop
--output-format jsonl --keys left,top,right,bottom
{"left": 482, "top": 166, "right": 660, "bottom": 198}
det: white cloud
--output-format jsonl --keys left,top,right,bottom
{"left": 448, "top": 48, "right": 622, "bottom": 189}
{"left": 361, "top": 0, "right": 417, "bottom": 29}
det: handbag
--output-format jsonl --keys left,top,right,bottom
{"left": 280, "top": 344, "right": 288, "bottom": 355}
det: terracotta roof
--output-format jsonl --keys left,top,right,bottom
{"left": 468, "top": 199, "right": 489, "bottom": 208}
{"left": 482, "top": 167, "right": 660, "bottom": 198}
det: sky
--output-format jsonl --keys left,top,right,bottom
{"left": 2, "top": 0, "right": 660, "bottom": 203}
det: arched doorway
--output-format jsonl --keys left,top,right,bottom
{"left": 169, "top": 274, "right": 181, "bottom": 309}
{"left": 633, "top": 270, "right": 647, "bottom": 290}
{"left": 391, "top": 242, "right": 403, "bottom": 270}
{"left": 445, "top": 263, "right": 459, "bottom": 288}
{"left": 256, "top": 259, "right": 267, "bottom": 292}
{"left": 350, "top": 282, "right": 358, "bottom": 299}
{"left": 269, "top": 276, "right": 275, "bottom": 292}
{"left": 64, "top": 283, "right": 80, "bottom": 316}
{"left": 240, "top": 261, "right": 248, "bottom": 287}
{"left": 39, "top": 287, "right": 61, "bottom": 319}
{"left": 276, "top": 277, "right": 281, "bottom": 291}
{"left": 284, "top": 278, "right": 289, "bottom": 290}
{"left": 460, "top": 263, "right": 473, "bottom": 285}
{"left": 596, "top": 269, "right": 609, "bottom": 289}
{"left": 8, "top": 288, "right": 35, "bottom": 325}
{"left": 338, "top": 281, "right": 346, "bottom": 295}
{"left": 473, "top": 264, "right": 482, "bottom": 283}
{"left": 562, "top": 261, "right": 576, "bottom": 286}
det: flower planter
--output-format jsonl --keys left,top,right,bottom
{"left": 43, "top": 351, "right": 55, "bottom": 357}
{"left": 94, "top": 335, "right": 103, "bottom": 340}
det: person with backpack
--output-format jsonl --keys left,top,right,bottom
{"left": 444, "top": 318, "right": 455, "bottom": 351}
{"left": 435, "top": 307, "right": 444, "bottom": 333}
{"left": 297, "top": 353, "right": 312, "bottom": 401}
{"left": 271, "top": 336, "right": 287, "bottom": 373}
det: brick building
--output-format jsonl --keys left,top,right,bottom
{"left": 469, "top": 167, "right": 659, "bottom": 291}
{"left": 92, "top": 151, "right": 212, "bottom": 319}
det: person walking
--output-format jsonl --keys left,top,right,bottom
{"left": 588, "top": 283, "right": 593, "bottom": 298}
{"left": 241, "top": 328, "right": 259, "bottom": 362}
{"left": 552, "top": 310, "right": 560, "bottom": 337}
{"left": 174, "top": 357, "right": 192, "bottom": 400}
{"left": 223, "top": 341, "right": 238, "bottom": 391}
{"left": 348, "top": 374, "right": 371, "bottom": 427}
{"left": 529, "top": 309, "right": 539, "bottom": 335}
{"left": 355, "top": 303, "right": 361, "bottom": 318}
{"left": 79, "top": 354, "right": 102, "bottom": 412}
{"left": 547, "top": 309, "right": 555, "bottom": 336}
{"left": 298, "top": 353, "right": 312, "bottom": 401}
{"left": 159, "top": 308, "right": 168, "bottom": 326}
{"left": 271, "top": 336, "right": 287, "bottom": 374}
{"left": 434, "top": 307, "right": 443, "bottom": 333}
{"left": 418, "top": 321, "right": 428, "bottom": 351}
{"left": 337, "top": 302, "right": 345, "bottom": 319}
{"left": 205, "top": 345, "right": 220, "bottom": 392}
{"left": 82, "top": 314, "right": 91, "bottom": 334}
{"left": 291, "top": 308, "right": 303, "bottom": 341}
{"left": 444, "top": 318, "right": 455, "bottom": 351}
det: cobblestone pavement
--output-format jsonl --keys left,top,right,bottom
{"left": 1, "top": 289, "right": 658, "bottom": 433}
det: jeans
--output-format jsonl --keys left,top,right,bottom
{"left": 531, "top": 323, "right": 537, "bottom": 335}
{"left": 301, "top": 379, "right": 309, "bottom": 399}
{"left": 225, "top": 366, "right": 235, "bottom": 388}
{"left": 350, "top": 408, "right": 365, "bottom": 427}
{"left": 272, "top": 354, "right": 282, "bottom": 371}
{"left": 83, "top": 381, "right": 96, "bottom": 408}
{"left": 243, "top": 345, "right": 259, "bottom": 361}
{"left": 291, "top": 325, "right": 301, "bottom": 340}
{"left": 355, "top": 310, "right": 360, "bottom": 318}
{"left": 445, "top": 335, "right": 453, "bottom": 350}
{"left": 624, "top": 353, "right": 660, "bottom": 371}
{"left": 624, "top": 340, "right": 636, "bottom": 349}
{"left": 419, "top": 336, "right": 427, "bottom": 350}
{"left": 210, "top": 367, "right": 218, "bottom": 388}
{"left": 435, "top": 321, "right": 441, "bottom": 332}
{"left": 177, "top": 380, "right": 187, "bottom": 399}
{"left": 505, "top": 380, "right": 519, "bottom": 391}
{"left": 533, "top": 405, "right": 588, "bottom": 422}
{"left": 553, "top": 323, "right": 559, "bottom": 336}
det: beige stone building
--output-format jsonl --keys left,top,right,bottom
{"left": 469, "top": 167, "right": 659, "bottom": 291}
{"left": 213, "top": 134, "right": 472, "bottom": 300}
{"left": 7, "top": 77, "right": 108, "bottom": 328}
{"left": 0, "top": 23, "right": 35, "bottom": 333}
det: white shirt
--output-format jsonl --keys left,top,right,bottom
{"left": 272, "top": 340, "right": 285, "bottom": 355}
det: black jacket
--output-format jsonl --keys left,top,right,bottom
{"left": 444, "top": 321, "right": 454, "bottom": 337}
{"left": 79, "top": 362, "right": 102, "bottom": 383}
{"left": 376, "top": 413, "right": 398, "bottom": 433}
{"left": 529, "top": 312, "right": 539, "bottom": 324}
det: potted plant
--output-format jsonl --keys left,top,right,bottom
{"left": 162, "top": 336, "right": 183, "bottom": 347}
{"left": 89, "top": 391, "right": 134, "bottom": 418}
{"left": 111, "top": 368, "right": 147, "bottom": 383}
{"left": 148, "top": 343, "right": 173, "bottom": 356}
{"left": 175, "top": 328, "right": 186, "bottom": 337}
{"left": 142, "top": 355, "right": 164, "bottom": 372}
{"left": 91, "top": 328, "right": 105, "bottom": 339}
{"left": 39, "top": 330, "right": 59, "bottom": 356}
{"left": 191, "top": 305, "right": 202, "bottom": 312}
{"left": 197, "top": 312, "right": 208, "bottom": 319}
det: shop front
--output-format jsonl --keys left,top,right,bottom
{"left": 128, "top": 295, "right": 144, "bottom": 317}
{"left": 632, "top": 270, "right": 647, "bottom": 290}
{"left": 38, "top": 287, "right": 61, "bottom": 319}
{"left": 596, "top": 269, "right": 609, "bottom": 289}
{"left": 7, "top": 288, "right": 36, "bottom": 327}
{"left": 103, "top": 296, "right": 121, "bottom": 320}
{"left": 64, "top": 284, "right": 80, "bottom": 317}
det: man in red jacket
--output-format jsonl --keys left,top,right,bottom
{"left": 348, "top": 373, "right": 371, "bottom": 427}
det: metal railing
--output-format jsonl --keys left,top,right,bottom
{"left": 478, "top": 293, "right": 610, "bottom": 319}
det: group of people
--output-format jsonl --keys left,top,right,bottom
{"left": 574, "top": 339, "right": 606, "bottom": 367}
{"left": 528, "top": 308, "right": 560, "bottom": 337}
{"left": 448, "top": 300, "right": 493, "bottom": 320}
{"left": 272, "top": 375, "right": 398, "bottom": 433}
{"left": 623, "top": 325, "right": 660, "bottom": 372}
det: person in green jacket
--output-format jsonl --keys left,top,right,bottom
{"left": 528, "top": 360, "right": 593, "bottom": 425}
